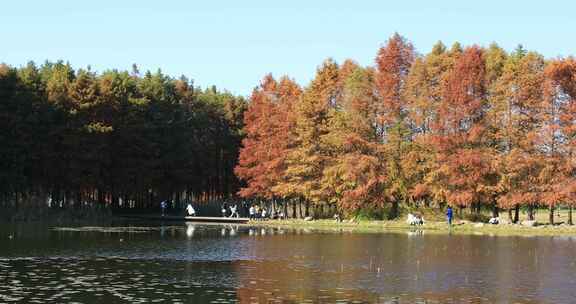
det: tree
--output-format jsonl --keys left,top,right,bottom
{"left": 403, "top": 41, "right": 453, "bottom": 207}
{"left": 542, "top": 58, "right": 576, "bottom": 224}
{"left": 320, "top": 65, "right": 387, "bottom": 214}
{"left": 280, "top": 59, "right": 340, "bottom": 209}
{"left": 0, "top": 60, "right": 246, "bottom": 213}
{"left": 374, "top": 33, "right": 414, "bottom": 218}
{"left": 484, "top": 42, "right": 508, "bottom": 86}
{"left": 490, "top": 51, "right": 545, "bottom": 222}
{"left": 430, "top": 46, "right": 495, "bottom": 212}
{"left": 236, "top": 74, "right": 278, "bottom": 198}
{"left": 236, "top": 75, "right": 302, "bottom": 200}
{"left": 268, "top": 76, "right": 302, "bottom": 198}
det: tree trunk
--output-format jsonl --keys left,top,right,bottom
{"left": 549, "top": 205, "right": 555, "bottom": 225}
{"left": 528, "top": 205, "right": 534, "bottom": 221}
{"left": 513, "top": 204, "right": 519, "bottom": 223}
{"left": 292, "top": 200, "right": 297, "bottom": 219}
{"left": 75, "top": 190, "right": 82, "bottom": 209}
{"left": 389, "top": 200, "right": 399, "bottom": 220}
{"left": 569, "top": 206, "right": 573, "bottom": 225}
{"left": 305, "top": 201, "right": 310, "bottom": 217}
{"left": 175, "top": 192, "right": 181, "bottom": 209}
{"left": 112, "top": 193, "right": 119, "bottom": 209}
{"left": 98, "top": 189, "right": 105, "bottom": 207}
{"left": 492, "top": 204, "right": 499, "bottom": 218}
{"left": 14, "top": 191, "right": 19, "bottom": 210}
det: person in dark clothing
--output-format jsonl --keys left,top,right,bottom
{"left": 446, "top": 206, "right": 453, "bottom": 226}
{"left": 242, "top": 201, "right": 249, "bottom": 217}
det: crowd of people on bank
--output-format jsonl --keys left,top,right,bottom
{"left": 246, "top": 204, "right": 285, "bottom": 220}
{"left": 160, "top": 201, "right": 488, "bottom": 227}
{"left": 160, "top": 199, "right": 460, "bottom": 229}
{"left": 159, "top": 199, "right": 284, "bottom": 220}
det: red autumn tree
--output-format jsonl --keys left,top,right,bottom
{"left": 541, "top": 58, "right": 576, "bottom": 224}
{"left": 275, "top": 59, "right": 340, "bottom": 210}
{"left": 403, "top": 41, "right": 454, "bottom": 207}
{"left": 236, "top": 74, "right": 302, "bottom": 200}
{"left": 321, "top": 64, "right": 387, "bottom": 213}
{"left": 268, "top": 76, "right": 302, "bottom": 198}
{"left": 489, "top": 50, "right": 546, "bottom": 222}
{"left": 374, "top": 33, "right": 414, "bottom": 218}
{"left": 430, "top": 46, "right": 495, "bottom": 212}
{"left": 235, "top": 75, "right": 278, "bottom": 198}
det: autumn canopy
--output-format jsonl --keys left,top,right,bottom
{"left": 236, "top": 34, "right": 576, "bottom": 223}
{"left": 1, "top": 34, "right": 575, "bottom": 224}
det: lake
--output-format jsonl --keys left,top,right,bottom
{"left": 1, "top": 222, "right": 575, "bottom": 303}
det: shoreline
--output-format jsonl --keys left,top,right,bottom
{"left": 248, "top": 219, "right": 576, "bottom": 237}
{"left": 4, "top": 211, "right": 576, "bottom": 237}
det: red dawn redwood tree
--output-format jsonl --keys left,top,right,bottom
{"left": 430, "top": 46, "right": 495, "bottom": 213}
{"left": 489, "top": 50, "right": 546, "bottom": 222}
{"left": 235, "top": 75, "right": 279, "bottom": 199}
{"left": 268, "top": 76, "right": 302, "bottom": 199}
{"left": 374, "top": 33, "right": 414, "bottom": 218}
{"left": 403, "top": 41, "right": 453, "bottom": 207}
{"left": 279, "top": 59, "right": 340, "bottom": 209}
{"left": 321, "top": 65, "right": 388, "bottom": 214}
{"left": 542, "top": 58, "right": 576, "bottom": 224}
{"left": 236, "top": 74, "right": 302, "bottom": 201}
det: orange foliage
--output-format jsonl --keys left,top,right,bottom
{"left": 428, "top": 46, "right": 495, "bottom": 207}
{"left": 235, "top": 75, "right": 301, "bottom": 199}
{"left": 235, "top": 37, "right": 576, "bottom": 218}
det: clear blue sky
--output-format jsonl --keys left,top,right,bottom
{"left": 2, "top": 0, "right": 574, "bottom": 96}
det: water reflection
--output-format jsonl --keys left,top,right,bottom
{"left": 0, "top": 223, "right": 575, "bottom": 303}
{"left": 185, "top": 223, "right": 195, "bottom": 238}
{"left": 407, "top": 228, "right": 425, "bottom": 237}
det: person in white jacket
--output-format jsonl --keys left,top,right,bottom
{"left": 186, "top": 203, "right": 196, "bottom": 216}
{"left": 249, "top": 205, "right": 255, "bottom": 220}
{"left": 229, "top": 204, "right": 239, "bottom": 218}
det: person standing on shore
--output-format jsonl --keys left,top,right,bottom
{"left": 160, "top": 200, "right": 167, "bottom": 217}
{"left": 242, "top": 201, "right": 249, "bottom": 217}
{"left": 261, "top": 208, "right": 267, "bottom": 220}
{"left": 249, "top": 205, "right": 255, "bottom": 220}
{"left": 186, "top": 203, "right": 196, "bottom": 216}
{"left": 221, "top": 202, "right": 228, "bottom": 217}
{"left": 255, "top": 205, "right": 261, "bottom": 220}
{"left": 447, "top": 206, "right": 453, "bottom": 226}
{"left": 229, "top": 204, "right": 239, "bottom": 218}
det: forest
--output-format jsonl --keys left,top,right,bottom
{"left": 2, "top": 34, "right": 576, "bottom": 224}
{"left": 236, "top": 34, "right": 576, "bottom": 224}
{"left": 0, "top": 61, "right": 246, "bottom": 215}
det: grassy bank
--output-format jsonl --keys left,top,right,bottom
{"left": 250, "top": 218, "right": 576, "bottom": 236}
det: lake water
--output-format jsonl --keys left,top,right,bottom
{"left": 1, "top": 222, "right": 575, "bottom": 303}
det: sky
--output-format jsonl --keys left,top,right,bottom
{"left": 1, "top": 0, "right": 574, "bottom": 96}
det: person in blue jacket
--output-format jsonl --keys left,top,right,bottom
{"left": 446, "top": 206, "right": 453, "bottom": 226}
